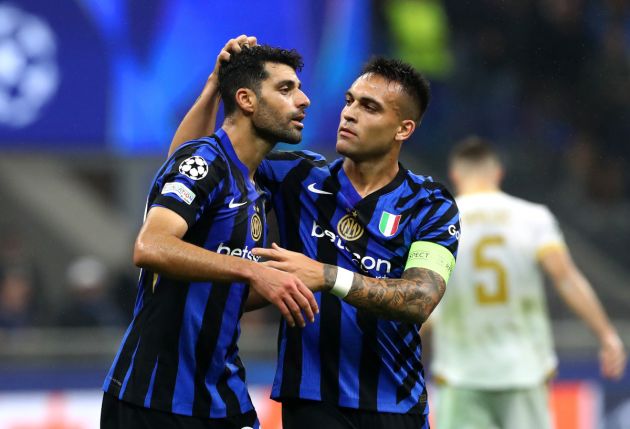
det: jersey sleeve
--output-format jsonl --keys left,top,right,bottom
{"left": 413, "top": 184, "right": 461, "bottom": 258}
{"left": 257, "top": 150, "right": 327, "bottom": 191}
{"left": 151, "top": 142, "right": 227, "bottom": 228}
{"left": 531, "top": 206, "right": 566, "bottom": 259}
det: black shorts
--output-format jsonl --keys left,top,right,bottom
{"left": 100, "top": 393, "right": 259, "bottom": 429}
{"left": 281, "top": 399, "right": 429, "bottom": 429}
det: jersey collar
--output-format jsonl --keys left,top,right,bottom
{"left": 333, "top": 159, "right": 407, "bottom": 208}
{"left": 214, "top": 128, "right": 251, "bottom": 180}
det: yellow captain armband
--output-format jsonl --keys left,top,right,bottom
{"left": 404, "top": 241, "right": 456, "bottom": 283}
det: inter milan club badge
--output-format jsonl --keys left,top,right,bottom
{"left": 337, "top": 213, "right": 364, "bottom": 241}
{"left": 250, "top": 212, "right": 262, "bottom": 241}
{"left": 379, "top": 211, "right": 401, "bottom": 237}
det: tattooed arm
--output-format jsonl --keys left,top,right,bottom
{"left": 324, "top": 265, "right": 445, "bottom": 324}
{"left": 253, "top": 243, "right": 446, "bottom": 324}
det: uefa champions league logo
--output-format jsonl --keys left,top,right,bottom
{"left": 179, "top": 156, "right": 209, "bottom": 180}
{"left": 0, "top": 4, "right": 59, "bottom": 128}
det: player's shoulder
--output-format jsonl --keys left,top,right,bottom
{"left": 404, "top": 170, "right": 456, "bottom": 204}
{"left": 257, "top": 149, "right": 331, "bottom": 184}
{"left": 171, "top": 136, "right": 227, "bottom": 163}
{"left": 266, "top": 149, "right": 328, "bottom": 166}
{"left": 479, "top": 193, "right": 556, "bottom": 227}
{"left": 164, "top": 137, "right": 229, "bottom": 180}
{"left": 503, "top": 193, "right": 554, "bottom": 219}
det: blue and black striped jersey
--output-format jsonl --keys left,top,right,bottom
{"left": 103, "top": 129, "right": 267, "bottom": 419}
{"left": 257, "top": 151, "right": 460, "bottom": 415}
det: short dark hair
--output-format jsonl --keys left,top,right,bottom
{"left": 361, "top": 57, "right": 431, "bottom": 122}
{"left": 219, "top": 45, "right": 304, "bottom": 116}
{"left": 449, "top": 136, "right": 500, "bottom": 166}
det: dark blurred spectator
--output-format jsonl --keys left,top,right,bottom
{"left": 0, "top": 229, "right": 43, "bottom": 328}
{"left": 580, "top": 23, "right": 630, "bottom": 161}
{"left": 523, "top": 0, "right": 593, "bottom": 90}
{"left": 55, "top": 256, "right": 124, "bottom": 327}
{"left": 438, "top": 0, "right": 523, "bottom": 141}
{"left": 0, "top": 269, "right": 36, "bottom": 329}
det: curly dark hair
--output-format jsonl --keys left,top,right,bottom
{"left": 219, "top": 45, "right": 304, "bottom": 116}
{"left": 361, "top": 57, "right": 431, "bottom": 122}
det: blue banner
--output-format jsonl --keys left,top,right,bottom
{"left": 0, "top": 0, "right": 371, "bottom": 154}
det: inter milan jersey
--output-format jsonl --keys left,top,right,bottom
{"left": 104, "top": 129, "right": 266, "bottom": 419}
{"left": 257, "top": 151, "right": 460, "bottom": 415}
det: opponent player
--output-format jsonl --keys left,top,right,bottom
{"left": 170, "top": 44, "right": 460, "bottom": 428}
{"left": 101, "top": 38, "right": 318, "bottom": 429}
{"left": 428, "top": 137, "right": 626, "bottom": 429}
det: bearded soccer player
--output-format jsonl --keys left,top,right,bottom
{"left": 101, "top": 39, "right": 318, "bottom": 429}
{"left": 170, "top": 44, "right": 460, "bottom": 429}
{"left": 428, "top": 137, "right": 626, "bottom": 429}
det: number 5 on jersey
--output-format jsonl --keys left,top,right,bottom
{"left": 474, "top": 236, "right": 508, "bottom": 304}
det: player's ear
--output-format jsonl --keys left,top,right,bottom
{"left": 235, "top": 88, "right": 256, "bottom": 114}
{"left": 395, "top": 119, "right": 416, "bottom": 142}
{"left": 448, "top": 166, "right": 460, "bottom": 190}
{"left": 495, "top": 164, "right": 505, "bottom": 184}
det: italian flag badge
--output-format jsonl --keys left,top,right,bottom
{"left": 379, "top": 211, "right": 401, "bottom": 237}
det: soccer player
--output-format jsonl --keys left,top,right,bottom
{"left": 170, "top": 44, "right": 460, "bottom": 429}
{"left": 101, "top": 38, "right": 319, "bottom": 429}
{"left": 428, "top": 136, "right": 626, "bottom": 429}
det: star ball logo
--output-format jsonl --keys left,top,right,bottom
{"left": 337, "top": 213, "right": 364, "bottom": 241}
{"left": 0, "top": 4, "right": 59, "bottom": 127}
{"left": 179, "top": 156, "right": 208, "bottom": 180}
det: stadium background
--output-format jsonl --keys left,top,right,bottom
{"left": 0, "top": 0, "right": 628, "bottom": 427}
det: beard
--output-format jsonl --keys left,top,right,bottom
{"left": 251, "top": 97, "right": 303, "bottom": 145}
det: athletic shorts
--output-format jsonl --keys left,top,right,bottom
{"left": 433, "top": 384, "right": 551, "bottom": 429}
{"left": 281, "top": 399, "right": 429, "bottom": 429}
{"left": 100, "top": 393, "right": 260, "bottom": 429}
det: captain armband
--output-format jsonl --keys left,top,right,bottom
{"left": 404, "top": 241, "right": 456, "bottom": 284}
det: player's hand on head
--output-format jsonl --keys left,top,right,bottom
{"left": 599, "top": 333, "right": 627, "bottom": 380}
{"left": 253, "top": 243, "right": 326, "bottom": 292}
{"left": 212, "top": 35, "right": 258, "bottom": 76}
{"left": 249, "top": 264, "right": 318, "bottom": 329}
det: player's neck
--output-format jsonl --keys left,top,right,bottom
{"left": 222, "top": 120, "right": 275, "bottom": 180}
{"left": 457, "top": 182, "right": 501, "bottom": 196}
{"left": 342, "top": 155, "right": 399, "bottom": 198}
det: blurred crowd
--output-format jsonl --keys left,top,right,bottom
{"left": 0, "top": 0, "right": 628, "bottom": 331}
{"left": 0, "top": 229, "right": 129, "bottom": 330}
{"left": 377, "top": 0, "right": 630, "bottom": 264}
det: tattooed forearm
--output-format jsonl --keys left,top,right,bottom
{"left": 344, "top": 267, "right": 446, "bottom": 324}
{"left": 323, "top": 264, "right": 337, "bottom": 291}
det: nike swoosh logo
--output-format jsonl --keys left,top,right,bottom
{"left": 307, "top": 183, "right": 333, "bottom": 195}
{"left": 228, "top": 198, "right": 248, "bottom": 208}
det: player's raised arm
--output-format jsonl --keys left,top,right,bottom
{"left": 168, "top": 35, "right": 258, "bottom": 157}
{"left": 539, "top": 246, "right": 627, "bottom": 380}
{"left": 253, "top": 242, "right": 452, "bottom": 325}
